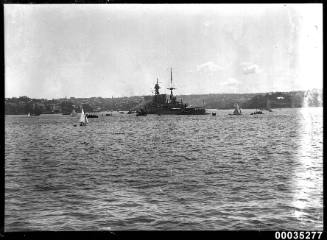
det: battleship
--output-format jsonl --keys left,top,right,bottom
{"left": 137, "top": 68, "right": 207, "bottom": 115}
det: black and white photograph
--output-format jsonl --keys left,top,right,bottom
{"left": 4, "top": 3, "right": 323, "bottom": 232}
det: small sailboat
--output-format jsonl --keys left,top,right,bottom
{"left": 27, "top": 112, "right": 31, "bottom": 117}
{"left": 79, "top": 109, "right": 88, "bottom": 126}
{"left": 266, "top": 98, "right": 273, "bottom": 112}
{"left": 229, "top": 103, "right": 242, "bottom": 115}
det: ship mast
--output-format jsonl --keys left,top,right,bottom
{"left": 167, "top": 67, "right": 175, "bottom": 100}
{"left": 154, "top": 77, "right": 160, "bottom": 95}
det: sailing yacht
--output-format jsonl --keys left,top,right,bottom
{"left": 233, "top": 103, "right": 242, "bottom": 115}
{"left": 79, "top": 109, "right": 88, "bottom": 126}
{"left": 229, "top": 103, "right": 242, "bottom": 115}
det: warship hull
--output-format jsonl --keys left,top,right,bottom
{"left": 146, "top": 108, "right": 206, "bottom": 115}
{"left": 143, "top": 104, "right": 207, "bottom": 115}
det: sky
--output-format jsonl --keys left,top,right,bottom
{"left": 5, "top": 4, "right": 322, "bottom": 98}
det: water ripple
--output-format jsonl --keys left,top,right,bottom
{"left": 5, "top": 108, "right": 323, "bottom": 230}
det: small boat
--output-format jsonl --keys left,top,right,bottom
{"left": 27, "top": 113, "right": 31, "bottom": 117}
{"left": 86, "top": 114, "right": 98, "bottom": 118}
{"left": 228, "top": 103, "right": 242, "bottom": 115}
{"left": 105, "top": 113, "right": 112, "bottom": 116}
{"left": 136, "top": 109, "right": 147, "bottom": 116}
{"left": 212, "top": 112, "right": 216, "bottom": 116}
{"left": 79, "top": 108, "right": 88, "bottom": 126}
{"left": 71, "top": 109, "right": 77, "bottom": 117}
{"left": 250, "top": 109, "right": 264, "bottom": 115}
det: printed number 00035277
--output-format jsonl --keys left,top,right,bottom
{"left": 275, "top": 232, "right": 323, "bottom": 239}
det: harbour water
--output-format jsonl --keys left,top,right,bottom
{"left": 5, "top": 108, "right": 323, "bottom": 231}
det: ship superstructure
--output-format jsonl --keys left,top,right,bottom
{"left": 139, "top": 68, "right": 206, "bottom": 115}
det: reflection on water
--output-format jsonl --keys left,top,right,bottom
{"left": 5, "top": 108, "right": 323, "bottom": 230}
{"left": 291, "top": 108, "right": 323, "bottom": 226}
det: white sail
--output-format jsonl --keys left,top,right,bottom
{"left": 233, "top": 103, "right": 241, "bottom": 115}
{"left": 85, "top": 115, "right": 88, "bottom": 123}
{"left": 80, "top": 109, "right": 85, "bottom": 123}
{"left": 27, "top": 113, "right": 30, "bottom": 117}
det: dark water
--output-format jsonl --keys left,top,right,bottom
{"left": 5, "top": 108, "right": 323, "bottom": 231}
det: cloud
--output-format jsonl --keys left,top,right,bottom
{"left": 219, "top": 77, "right": 241, "bottom": 93}
{"left": 222, "top": 77, "right": 240, "bottom": 86}
{"left": 196, "top": 61, "right": 223, "bottom": 72}
{"left": 240, "top": 62, "right": 261, "bottom": 74}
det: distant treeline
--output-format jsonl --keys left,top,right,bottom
{"left": 4, "top": 96, "right": 144, "bottom": 115}
{"left": 5, "top": 89, "right": 322, "bottom": 115}
{"left": 178, "top": 90, "right": 322, "bottom": 109}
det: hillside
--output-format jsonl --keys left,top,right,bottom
{"left": 5, "top": 89, "right": 322, "bottom": 115}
